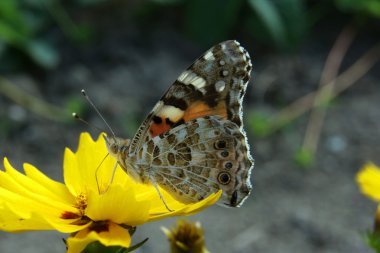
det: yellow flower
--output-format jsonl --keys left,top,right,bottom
{"left": 357, "top": 162, "right": 380, "bottom": 233}
{"left": 162, "top": 220, "right": 210, "bottom": 253}
{"left": 357, "top": 162, "right": 380, "bottom": 202}
{"left": 0, "top": 133, "right": 221, "bottom": 253}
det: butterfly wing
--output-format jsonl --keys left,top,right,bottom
{"left": 133, "top": 116, "right": 253, "bottom": 207}
{"left": 129, "top": 40, "right": 252, "bottom": 155}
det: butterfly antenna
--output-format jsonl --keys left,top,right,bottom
{"left": 72, "top": 112, "right": 107, "bottom": 133}
{"left": 81, "top": 89, "right": 117, "bottom": 138}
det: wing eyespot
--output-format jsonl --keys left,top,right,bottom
{"left": 220, "top": 150, "right": 229, "bottom": 157}
{"left": 218, "top": 172, "right": 231, "bottom": 185}
{"left": 214, "top": 139, "right": 227, "bottom": 149}
{"left": 224, "top": 161, "right": 233, "bottom": 169}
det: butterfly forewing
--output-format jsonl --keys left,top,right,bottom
{"left": 129, "top": 40, "right": 252, "bottom": 155}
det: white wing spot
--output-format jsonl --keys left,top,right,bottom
{"left": 219, "top": 60, "right": 226, "bottom": 66}
{"left": 204, "top": 51, "right": 215, "bottom": 60}
{"left": 215, "top": 80, "right": 226, "bottom": 92}
{"left": 191, "top": 75, "right": 207, "bottom": 89}
{"left": 177, "top": 70, "right": 207, "bottom": 93}
{"left": 157, "top": 105, "right": 184, "bottom": 122}
{"left": 178, "top": 70, "right": 192, "bottom": 84}
{"left": 222, "top": 70, "right": 229, "bottom": 76}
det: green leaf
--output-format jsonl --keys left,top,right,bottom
{"left": 26, "top": 39, "right": 59, "bottom": 68}
{"left": 0, "top": 0, "right": 32, "bottom": 47}
{"left": 124, "top": 238, "right": 149, "bottom": 252}
{"left": 82, "top": 238, "right": 149, "bottom": 253}
{"left": 247, "top": 0, "right": 307, "bottom": 50}
{"left": 366, "top": 231, "right": 380, "bottom": 253}
{"left": 248, "top": 0, "right": 286, "bottom": 47}
{"left": 184, "top": 0, "right": 244, "bottom": 46}
{"left": 0, "top": 21, "right": 28, "bottom": 46}
{"left": 335, "top": 0, "right": 380, "bottom": 18}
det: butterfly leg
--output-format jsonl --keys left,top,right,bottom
{"left": 149, "top": 174, "right": 174, "bottom": 212}
{"left": 96, "top": 160, "right": 118, "bottom": 194}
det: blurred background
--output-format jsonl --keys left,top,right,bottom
{"left": 0, "top": 0, "right": 380, "bottom": 252}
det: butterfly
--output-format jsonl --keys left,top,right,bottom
{"left": 104, "top": 40, "right": 254, "bottom": 210}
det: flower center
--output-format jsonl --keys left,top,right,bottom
{"left": 60, "top": 193, "right": 91, "bottom": 225}
{"left": 74, "top": 192, "right": 88, "bottom": 216}
{"left": 89, "top": 220, "right": 110, "bottom": 233}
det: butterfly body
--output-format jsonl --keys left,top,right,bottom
{"left": 106, "top": 40, "right": 253, "bottom": 208}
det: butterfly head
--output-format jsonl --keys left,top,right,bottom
{"left": 103, "top": 135, "right": 130, "bottom": 158}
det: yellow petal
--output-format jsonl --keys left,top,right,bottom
{"left": 1, "top": 159, "right": 77, "bottom": 216}
{"left": 63, "top": 147, "right": 81, "bottom": 197}
{"left": 357, "top": 163, "right": 380, "bottom": 201}
{"left": 0, "top": 159, "right": 88, "bottom": 233}
{"left": 0, "top": 202, "right": 89, "bottom": 233}
{"left": 2, "top": 158, "right": 74, "bottom": 208}
{"left": 64, "top": 132, "right": 100, "bottom": 195}
{"left": 66, "top": 222, "right": 131, "bottom": 253}
{"left": 64, "top": 133, "right": 128, "bottom": 196}
{"left": 23, "top": 163, "right": 75, "bottom": 204}
{"left": 148, "top": 190, "right": 222, "bottom": 221}
{"left": 0, "top": 204, "right": 55, "bottom": 232}
{"left": 86, "top": 185, "right": 150, "bottom": 225}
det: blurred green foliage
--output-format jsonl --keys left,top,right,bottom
{"left": 147, "top": 0, "right": 380, "bottom": 49}
{"left": 247, "top": 0, "right": 307, "bottom": 50}
{"left": 0, "top": 0, "right": 57, "bottom": 69}
{"left": 64, "top": 95, "right": 86, "bottom": 120}
{"left": 1, "top": 0, "right": 380, "bottom": 71}
{"left": 366, "top": 231, "right": 380, "bottom": 253}
{"left": 0, "top": 0, "right": 93, "bottom": 70}
{"left": 335, "top": 0, "right": 380, "bottom": 18}
{"left": 147, "top": 0, "right": 308, "bottom": 50}
{"left": 294, "top": 148, "right": 314, "bottom": 168}
{"left": 248, "top": 111, "right": 272, "bottom": 137}
{"left": 183, "top": 0, "right": 245, "bottom": 47}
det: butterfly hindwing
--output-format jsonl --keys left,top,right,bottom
{"left": 129, "top": 40, "right": 252, "bottom": 155}
{"left": 132, "top": 116, "right": 253, "bottom": 207}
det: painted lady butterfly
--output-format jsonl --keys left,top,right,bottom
{"left": 104, "top": 40, "right": 254, "bottom": 209}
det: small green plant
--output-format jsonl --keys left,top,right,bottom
{"left": 367, "top": 231, "right": 380, "bottom": 253}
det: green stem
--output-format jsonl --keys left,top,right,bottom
{"left": 0, "top": 76, "right": 68, "bottom": 122}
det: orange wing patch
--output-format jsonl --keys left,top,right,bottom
{"left": 184, "top": 101, "right": 227, "bottom": 122}
{"left": 149, "top": 121, "right": 171, "bottom": 137}
{"left": 149, "top": 101, "right": 227, "bottom": 138}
